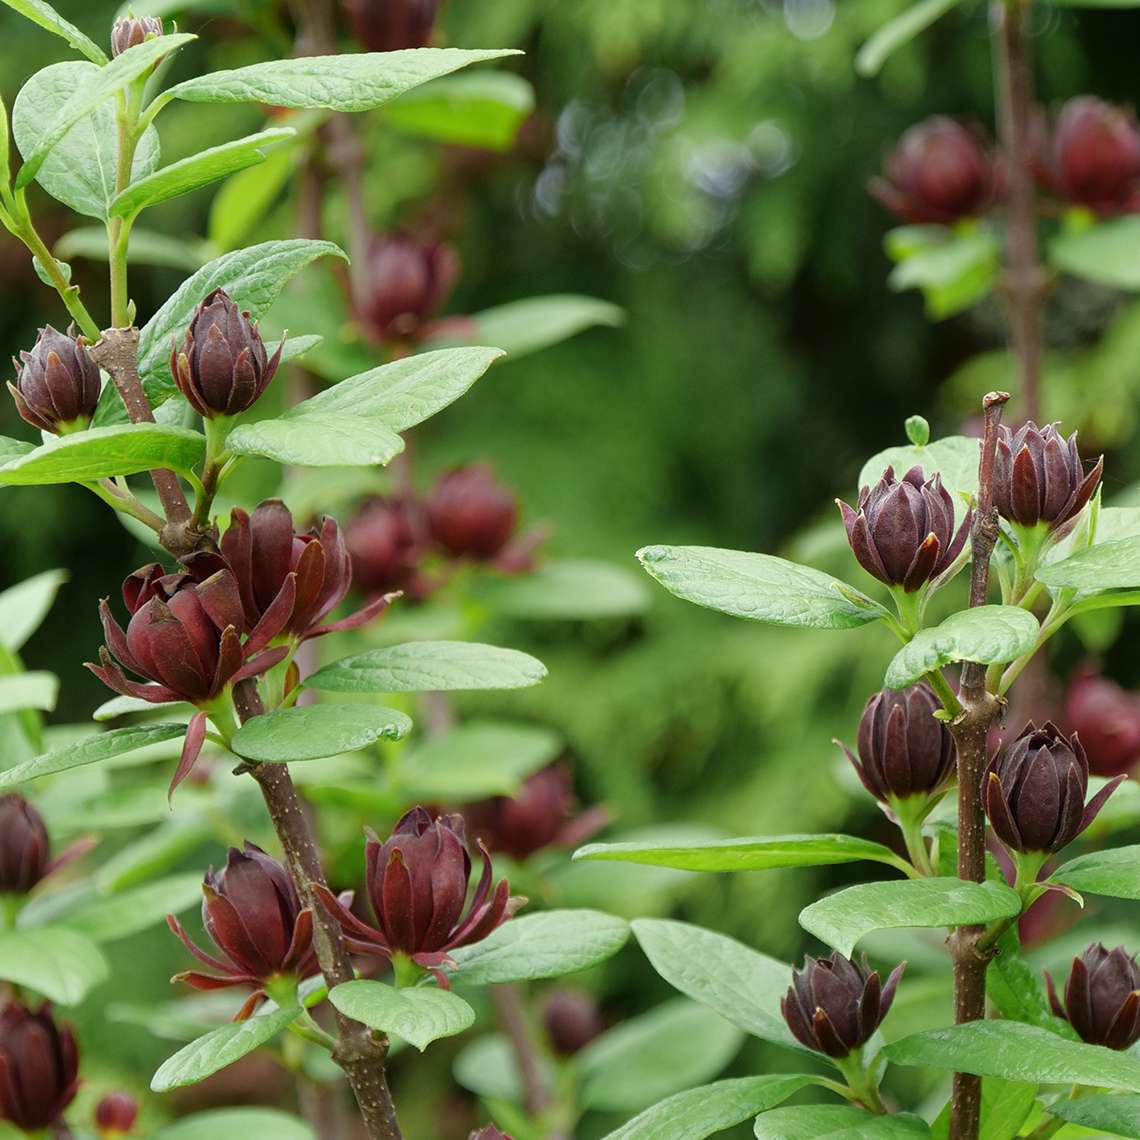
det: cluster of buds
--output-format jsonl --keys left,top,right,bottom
{"left": 0, "top": 1001, "right": 79, "bottom": 1132}
{"left": 8, "top": 325, "right": 100, "bottom": 435}
{"left": 314, "top": 806, "right": 523, "bottom": 984}
{"left": 781, "top": 952, "right": 904, "bottom": 1058}
{"left": 1066, "top": 665, "right": 1140, "bottom": 776}
{"left": 984, "top": 722, "right": 1123, "bottom": 856}
{"left": 343, "top": 0, "right": 439, "bottom": 53}
{"left": 1046, "top": 942, "right": 1140, "bottom": 1050}
{"left": 168, "top": 843, "right": 324, "bottom": 1020}
{"left": 356, "top": 232, "right": 459, "bottom": 346}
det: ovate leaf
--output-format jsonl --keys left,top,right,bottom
{"left": 0, "top": 672, "right": 58, "bottom": 714}
{"left": 478, "top": 559, "right": 651, "bottom": 621}
{"left": 755, "top": 1106, "right": 931, "bottom": 1139}
{"left": 1037, "top": 535, "right": 1140, "bottom": 590}
{"left": 152, "top": 1109, "right": 315, "bottom": 1140}
{"left": 1052, "top": 845, "right": 1140, "bottom": 900}
{"left": 0, "top": 569, "right": 67, "bottom": 651}
{"left": 0, "top": 926, "right": 109, "bottom": 1003}
{"left": 857, "top": 434, "right": 978, "bottom": 504}
{"left": 328, "top": 981, "right": 474, "bottom": 1051}
{"left": 1045, "top": 1094, "right": 1140, "bottom": 1138}
{"left": 225, "top": 413, "right": 404, "bottom": 468}
{"left": 1051, "top": 216, "right": 1140, "bottom": 288}
{"left": 56, "top": 873, "right": 202, "bottom": 943}
{"left": 0, "top": 724, "right": 187, "bottom": 788}
{"left": 229, "top": 704, "right": 412, "bottom": 762}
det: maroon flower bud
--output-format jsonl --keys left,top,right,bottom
{"left": 427, "top": 464, "right": 518, "bottom": 561}
{"left": 1066, "top": 666, "right": 1140, "bottom": 777}
{"left": 870, "top": 117, "right": 998, "bottom": 225}
{"left": 469, "top": 1128, "right": 513, "bottom": 1140}
{"left": 841, "top": 683, "right": 956, "bottom": 804}
{"left": 314, "top": 807, "right": 523, "bottom": 983}
{"left": 343, "top": 0, "right": 439, "bottom": 53}
{"left": 8, "top": 325, "right": 100, "bottom": 434}
{"left": 171, "top": 289, "right": 282, "bottom": 418}
{"left": 781, "top": 953, "right": 904, "bottom": 1058}
{"left": 466, "top": 764, "right": 608, "bottom": 861}
{"left": 95, "top": 1091, "right": 139, "bottom": 1134}
{"left": 993, "top": 421, "right": 1102, "bottom": 531}
{"left": 838, "top": 466, "right": 972, "bottom": 593}
{"left": 0, "top": 1002, "right": 79, "bottom": 1131}
{"left": 219, "top": 500, "right": 393, "bottom": 643}
{"left": 346, "top": 496, "right": 427, "bottom": 595}
{"left": 541, "top": 989, "right": 605, "bottom": 1056}
{"left": 1043, "top": 97, "right": 1140, "bottom": 216}
{"left": 1046, "top": 943, "right": 1140, "bottom": 1050}
{"left": 167, "top": 843, "right": 321, "bottom": 1020}
{"left": 984, "top": 722, "right": 1123, "bottom": 855}
{"left": 111, "top": 15, "right": 163, "bottom": 56}
{"left": 0, "top": 794, "right": 50, "bottom": 894}
{"left": 357, "top": 233, "right": 458, "bottom": 343}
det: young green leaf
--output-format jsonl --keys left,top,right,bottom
{"left": 477, "top": 559, "right": 651, "bottom": 621}
{"left": 1037, "top": 535, "right": 1140, "bottom": 590}
{"left": 16, "top": 34, "right": 195, "bottom": 190}
{"left": 1044, "top": 1094, "right": 1140, "bottom": 1138}
{"left": 305, "top": 641, "right": 547, "bottom": 694}
{"left": 0, "top": 424, "right": 204, "bottom": 485}
{"left": 754, "top": 1106, "right": 931, "bottom": 1139}
{"left": 55, "top": 873, "right": 202, "bottom": 944}
{"left": 166, "top": 48, "right": 521, "bottom": 112}
{"left": 0, "top": 927, "right": 109, "bottom": 1004}
{"left": 224, "top": 412, "right": 405, "bottom": 468}
{"left": 601, "top": 1075, "right": 822, "bottom": 1140}
{"left": 637, "top": 545, "right": 883, "bottom": 630}
{"left": 1051, "top": 216, "right": 1140, "bottom": 288}
{"left": 0, "top": 672, "right": 58, "bottom": 714}
{"left": 888, "top": 230, "right": 1001, "bottom": 319}
{"left": 799, "top": 878, "right": 1022, "bottom": 958}
{"left": 1052, "top": 844, "right": 1140, "bottom": 899}
{"left": 151, "top": 1004, "right": 301, "bottom": 1091}
{"left": 885, "top": 606, "right": 1039, "bottom": 689}
{"left": 152, "top": 1109, "right": 316, "bottom": 1140}
{"left": 883, "top": 1020, "right": 1140, "bottom": 1090}
{"left": 109, "top": 127, "right": 296, "bottom": 219}
{"left": 1, "top": 0, "right": 108, "bottom": 65}
{"left": 446, "top": 910, "right": 630, "bottom": 985}
{"left": 857, "top": 434, "right": 979, "bottom": 506}
{"left": 328, "top": 981, "right": 474, "bottom": 1051}
{"left": 856, "top": 0, "right": 963, "bottom": 77}
{"left": 574, "top": 834, "right": 913, "bottom": 875}
{"left": 228, "top": 704, "right": 412, "bottom": 762}
{"left": 0, "top": 569, "right": 67, "bottom": 652}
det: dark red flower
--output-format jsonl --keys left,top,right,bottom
{"left": 8, "top": 324, "right": 100, "bottom": 434}
{"left": 1041, "top": 96, "right": 1140, "bottom": 216}
{"left": 343, "top": 0, "right": 439, "bottom": 52}
{"left": 95, "top": 1091, "right": 138, "bottom": 1134}
{"left": 111, "top": 15, "right": 163, "bottom": 56}
{"left": 0, "top": 1002, "right": 79, "bottom": 1131}
{"left": 1066, "top": 665, "right": 1140, "bottom": 777}
{"left": 542, "top": 989, "right": 605, "bottom": 1056}
{"left": 357, "top": 233, "right": 458, "bottom": 344}
{"left": 0, "top": 794, "right": 50, "bottom": 894}
{"left": 838, "top": 465, "right": 972, "bottom": 592}
{"left": 870, "top": 117, "right": 999, "bottom": 225}
{"left": 427, "top": 464, "right": 518, "bottom": 561}
{"left": 1046, "top": 943, "right": 1140, "bottom": 1050}
{"left": 781, "top": 953, "right": 904, "bottom": 1058}
{"left": 314, "top": 807, "right": 523, "bottom": 984}
{"left": 466, "top": 764, "right": 608, "bottom": 861}
{"left": 168, "top": 843, "right": 324, "bottom": 1020}
{"left": 346, "top": 496, "right": 428, "bottom": 596}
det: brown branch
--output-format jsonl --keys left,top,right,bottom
{"left": 233, "top": 680, "right": 403, "bottom": 1140}
{"left": 947, "top": 391, "right": 1009, "bottom": 1140}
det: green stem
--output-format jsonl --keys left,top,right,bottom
{"left": 832, "top": 1050, "right": 886, "bottom": 1114}
{"left": 108, "top": 85, "right": 145, "bottom": 328}
{"left": 208, "top": 696, "right": 240, "bottom": 749}
{"left": 927, "top": 668, "right": 963, "bottom": 718}
{"left": 892, "top": 798, "right": 937, "bottom": 877}
{"left": 83, "top": 478, "right": 166, "bottom": 532}
{"left": 191, "top": 416, "right": 234, "bottom": 530}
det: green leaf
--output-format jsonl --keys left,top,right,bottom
{"left": 631, "top": 918, "right": 804, "bottom": 1052}
{"left": 56, "top": 225, "right": 209, "bottom": 271}
{"left": 0, "top": 0, "right": 108, "bottom": 64}
{"left": 799, "top": 877, "right": 1022, "bottom": 958}
{"left": 0, "top": 672, "right": 58, "bottom": 714}
{"left": 884, "top": 606, "right": 1039, "bottom": 689}
{"left": 16, "top": 34, "right": 195, "bottom": 190}
{"left": 209, "top": 144, "right": 298, "bottom": 252}
{"left": 755, "top": 1106, "right": 931, "bottom": 1139}
{"left": 884, "top": 1021, "right": 1140, "bottom": 1090}
{"left": 1052, "top": 216, "right": 1140, "bottom": 288}
{"left": 12, "top": 61, "right": 162, "bottom": 220}
{"left": 109, "top": 127, "right": 296, "bottom": 219}
{"left": 478, "top": 559, "right": 651, "bottom": 621}
{"left": 637, "top": 546, "right": 882, "bottom": 630}
{"left": 328, "top": 981, "right": 474, "bottom": 1051}
{"left": 1045, "top": 1094, "right": 1140, "bottom": 1137}
{"left": 0, "top": 437, "right": 34, "bottom": 465}
{"left": 888, "top": 230, "right": 1000, "bottom": 319}
{"left": 96, "top": 816, "right": 214, "bottom": 891}
{"left": 0, "top": 569, "right": 66, "bottom": 651}
{"left": 229, "top": 704, "right": 412, "bottom": 762}
{"left": 225, "top": 412, "right": 405, "bottom": 468}
{"left": 574, "top": 834, "right": 911, "bottom": 875}
{"left": 0, "top": 723, "right": 186, "bottom": 787}
{"left": 167, "top": 48, "right": 520, "bottom": 112}
{"left": 1052, "top": 845, "right": 1140, "bottom": 899}
{"left": 151, "top": 1004, "right": 301, "bottom": 1091}
{"left": 1037, "top": 535, "right": 1140, "bottom": 590}
{"left": 0, "top": 926, "right": 109, "bottom": 1003}
{"left": 930, "top": 1078, "right": 1037, "bottom": 1140}
{"left": 601, "top": 1076, "right": 821, "bottom": 1140}
{"left": 290, "top": 347, "right": 504, "bottom": 432}
{"left": 136, "top": 239, "right": 347, "bottom": 400}
{"left": 857, "top": 434, "right": 978, "bottom": 504}
{"left": 446, "top": 909, "right": 630, "bottom": 985}
{"left": 305, "top": 641, "right": 547, "bottom": 694}
{"left": 579, "top": 999, "right": 743, "bottom": 1113}
{"left": 856, "top": 0, "right": 963, "bottom": 76}
{"left": 55, "top": 873, "right": 202, "bottom": 943}
{"left": 151, "top": 1109, "right": 316, "bottom": 1140}
{"left": 382, "top": 71, "right": 534, "bottom": 150}
{"left": 986, "top": 929, "right": 1076, "bottom": 1038}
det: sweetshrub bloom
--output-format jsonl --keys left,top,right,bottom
{"left": 343, "top": 0, "right": 438, "bottom": 51}
{"left": 313, "top": 807, "right": 523, "bottom": 984}
{"left": 992, "top": 421, "right": 1102, "bottom": 532}
{"left": 1045, "top": 942, "right": 1140, "bottom": 1050}
{"left": 0, "top": 1001, "right": 79, "bottom": 1132}
{"left": 840, "top": 683, "right": 956, "bottom": 804}
{"left": 346, "top": 496, "right": 428, "bottom": 596}
{"left": 0, "top": 793, "right": 50, "bottom": 894}
{"left": 466, "top": 763, "right": 608, "bottom": 861}
{"left": 1066, "top": 665, "right": 1140, "bottom": 776}
{"left": 171, "top": 289, "right": 282, "bottom": 418}
{"left": 167, "top": 843, "right": 323, "bottom": 1020}
{"left": 984, "top": 722, "right": 1123, "bottom": 855}
{"left": 427, "top": 463, "right": 518, "bottom": 561}
{"left": 95, "top": 1091, "right": 139, "bottom": 1135}
{"left": 8, "top": 324, "right": 100, "bottom": 434}
{"left": 838, "top": 466, "right": 972, "bottom": 593}
{"left": 869, "top": 117, "right": 999, "bottom": 224}
{"left": 781, "top": 953, "right": 904, "bottom": 1058}
{"left": 357, "top": 232, "right": 459, "bottom": 343}
{"left": 111, "top": 14, "right": 163, "bottom": 55}
{"left": 542, "top": 989, "right": 605, "bottom": 1056}
{"left": 1041, "top": 96, "right": 1140, "bottom": 216}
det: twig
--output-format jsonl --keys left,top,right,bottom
{"left": 947, "top": 391, "right": 1009, "bottom": 1140}
{"left": 490, "top": 984, "right": 550, "bottom": 1117}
